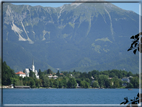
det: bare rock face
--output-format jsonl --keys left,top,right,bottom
{"left": 3, "top": 3, "right": 139, "bottom": 73}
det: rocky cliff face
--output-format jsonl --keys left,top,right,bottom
{"left": 3, "top": 2, "right": 139, "bottom": 73}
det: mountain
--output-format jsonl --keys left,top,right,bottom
{"left": 3, "top": 2, "right": 139, "bottom": 73}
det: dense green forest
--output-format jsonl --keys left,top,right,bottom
{"left": 2, "top": 61, "right": 140, "bottom": 88}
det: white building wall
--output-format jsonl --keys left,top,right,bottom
{"left": 24, "top": 68, "right": 30, "bottom": 77}
{"left": 32, "top": 65, "right": 35, "bottom": 72}
{"left": 19, "top": 74, "right": 26, "bottom": 78}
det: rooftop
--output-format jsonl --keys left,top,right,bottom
{"left": 16, "top": 71, "right": 26, "bottom": 75}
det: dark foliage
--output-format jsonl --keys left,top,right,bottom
{"left": 120, "top": 93, "right": 142, "bottom": 107}
{"left": 47, "top": 69, "right": 53, "bottom": 74}
{"left": 128, "top": 32, "right": 142, "bottom": 54}
{"left": 2, "top": 61, "right": 17, "bottom": 85}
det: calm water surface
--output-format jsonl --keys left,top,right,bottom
{"left": 3, "top": 88, "right": 139, "bottom": 104}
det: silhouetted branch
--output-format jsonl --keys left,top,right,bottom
{"left": 120, "top": 93, "right": 142, "bottom": 107}
{"left": 128, "top": 32, "right": 142, "bottom": 54}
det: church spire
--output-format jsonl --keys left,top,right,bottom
{"left": 32, "top": 60, "right": 35, "bottom": 72}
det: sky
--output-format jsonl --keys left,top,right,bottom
{"left": 2, "top": 0, "right": 140, "bottom": 15}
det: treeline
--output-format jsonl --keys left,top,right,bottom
{"left": 2, "top": 61, "right": 140, "bottom": 88}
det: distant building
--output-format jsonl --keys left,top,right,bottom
{"left": 53, "top": 75, "right": 58, "bottom": 79}
{"left": 10, "top": 84, "right": 14, "bottom": 88}
{"left": 24, "top": 61, "right": 39, "bottom": 79}
{"left": 48, "top": 74, "right": 58, "bottom": 79}
{"left": 121, "top": 77, "right": 130, "bottom": 86}
{"left": 24, "top": 68, "right": 30, "bottom": 77}
{"left": 91, "top": 76, "right": 94, "bottom": 80}
{"left": 48, "top": 74, "right": 53, "bottom": 79}
{"left": 121, "top": 77, "right": 130, "bottom": 83}
{"left": 76, "top": 83, "right": 80, "bottom": 88}
{"left": 15, "top": 71, "right": 26, "bottom": 78}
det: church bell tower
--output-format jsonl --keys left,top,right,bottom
{"left": 32, "top": 60, "right": 35, "bottom": 72}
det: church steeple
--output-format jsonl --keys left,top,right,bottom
{"left": 32, "top": 60, "right": 35, "bottom": 72}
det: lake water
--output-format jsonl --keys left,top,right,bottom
{"left": 3, "top": 88, "right": 139, "bottom": 105}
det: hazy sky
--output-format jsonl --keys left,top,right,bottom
{"left": 2, "top": 0, "right": 141, "bottom": 15}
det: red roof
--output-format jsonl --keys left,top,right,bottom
{"left": 16, "top": 71, "right": 26, "bottom": 75}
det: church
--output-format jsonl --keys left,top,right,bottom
{"left": 24, "top": 61, "right": 39, "bottom": 79}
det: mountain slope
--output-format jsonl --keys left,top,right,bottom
{"left": 3, "top": 2, "right": 139, "bottom": 73}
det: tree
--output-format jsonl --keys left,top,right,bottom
{"left": 73, "top": 70, "right": 76, "bottom": 72}
{"left": 113, "top": 79, "right": 120, "bottom": 88}
{"left": 47, "top": 69, "right": 53, "bottom": 74}
{"left": 35, "top": 79, "right": 41, "bottom": 88}
{"left": 130, "top": 77, "right": 139, "bottom": 88}
{"left": 10, "top": 77, "right": 21, "bottom": 86}
{"left": 67, "top": 78, "right": 77, "bottom": 88}
{"left": 127, "top": 83, "right": 134, "bottom": 88}
{"left": 43, "top": 75, "right": 50, "bottom": 87}
{"left": 127, "top": 32, "right": 142, "bottom": 54}
{"left": 127, "top": 71, "right": 133, "bottom": 77}
{"left": 39, "top": 71, "right": 44, "bottom": 80}
{"left": 98, "top": 75, "right": 110, "bottom": 88}
{"left": 112, "top": 77, "right": 122, "bottom": 88}
{"left": 49, "top": 79, "right": 54, "bottom": 88}
{"left": 62, "top": 77, "right": 68, "bottom": 88}
{"left": 85, "top": 78, "right": 90, "bottom": 83}
{"left": 56, "top": 70, "right": 60, "bottom": 76}
{"left": 38, "top": 69, "right": 42, "bottom": 76}
{"left": 92, "top": 81, "right": 99, "bottom": 88}
{"left": 29, "top": 71, "right": 36, "bottom": 78}
{"left": 80, "top": 80, "right": 90, "bottom": 88}
{"left": 23, "top": 77, "right": 30, "bottom": 86}
{"left": 29, "top": 78, "right": 35, "bottom": 88}
{"left": 76, "top": 78, "right": 81, "bottom": 86}
{"left": 105, "top": 79, "right": 111, "bottom": 88}
{"left": 59, "top": 81, "right": 63, "bottom": 88}
{"left": 2, "top": 61, "right": 17, "bottom": 85}
{"left": 109, "top": 72, "right": 115, "bottom": 78}
{"left": 53, "top": 79, "right": 59, "bottom": 88}
{"left": 15, "top": 79, "right": 23, "bottom": 86}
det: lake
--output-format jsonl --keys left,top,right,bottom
{"left": 3, "top": 88, "right": 139, "bottom": 105}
